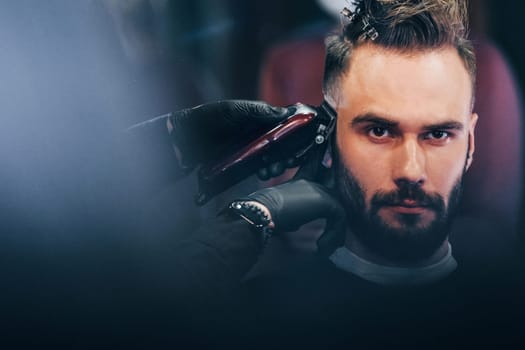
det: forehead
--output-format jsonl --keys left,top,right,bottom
{"left": 337, "top": 44, "right": 473, "bottom": 125}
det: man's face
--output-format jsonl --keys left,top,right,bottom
{"left": 334, "top": 44, "right": 477, "bottom": 262}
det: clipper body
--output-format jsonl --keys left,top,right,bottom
{"left": 196, "top": 102, "right": 336, "bottom": 205}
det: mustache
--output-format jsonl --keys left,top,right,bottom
{"left": 371, "top": 183, "right": 445, "bottom": 211}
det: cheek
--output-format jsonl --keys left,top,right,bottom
{"left": 336, "top": 130, "right": 389, "bottom": 201}
{"left": 425, "top": 147, "right": 466, "bottom": 199}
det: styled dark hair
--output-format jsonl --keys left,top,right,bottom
{"left": 323, "top": 0, "right": 476, "bottom": 102}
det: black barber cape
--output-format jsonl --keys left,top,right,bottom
{"left": 130, "top": 216, "right": 525, "bottom": 348}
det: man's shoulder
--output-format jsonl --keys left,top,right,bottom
{"left": 450, "top": 215, "right": 521, "bottom": 271}
{"left": 241, "top": 253, "right": 387, "bottom": 315}
{"left": 238, "top": 251, "right": 525, "bottom": 347}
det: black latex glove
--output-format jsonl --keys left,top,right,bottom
{"left": 243, "top": 179, "right": 346, "bottom": 256}
{"left": 168, "top": 100, "right": 290, "bottom": 170}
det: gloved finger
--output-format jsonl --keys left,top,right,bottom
{"left": 285, "top": 157, "right": 299, "bottom": 168}
{"left": 268, "top": 161, "right": 285, "bottom": 178}
{"left": 257, "top": 167, "right": 270, "bottom": 181}
{"left": 257, "top": 159, "right": 293, "bottom": 182}
{"left": 230, "top": 100, "right": 290, "bottom": 124}
{"left": 171, "top": 100, "right": 290, "bottom": 143}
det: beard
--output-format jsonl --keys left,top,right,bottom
{"left": 334, "top": 154, "right": 464, "bottom": 263}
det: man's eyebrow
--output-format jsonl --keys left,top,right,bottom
{"left": 350, "top": 114, "right": 465, "bottom": 131}
{"left": 422, "top": 121, "right": 464, "bottom": 131}
{"left": 350, "top": 114, "right": 398, "bottom": 128}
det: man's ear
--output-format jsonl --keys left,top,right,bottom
{"left": 465, "top": 112, "right": 478, "bottom": 171}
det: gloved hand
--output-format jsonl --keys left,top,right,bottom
{"left": 239, "top": 179, "right": 346, "bottom": 256}
{"left": 168, "top": 100, "right": 291, "bottom": 170}
{"left": 127, "top": 99, "right": 334, "bottom": 204}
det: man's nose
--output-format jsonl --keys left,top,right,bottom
{"left": 392, "top": 138, "right": 426, "bottom": 187}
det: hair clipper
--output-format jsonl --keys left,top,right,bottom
{"left": 195, "top": 101, "right": 337, "bottom": 205}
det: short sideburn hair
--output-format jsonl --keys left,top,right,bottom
{"left": 323, "top": 0, "right": 476, "bottom": 104}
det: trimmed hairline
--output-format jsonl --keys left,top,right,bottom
{"left": 324, "top": 43, "right": 476, "bottom": 111}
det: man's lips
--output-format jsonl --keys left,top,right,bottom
{"left": 385, "top": 200, "right": 429, "bottom": 214}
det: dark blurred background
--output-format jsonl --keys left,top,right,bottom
{"left": 0, "top": 0, "right": 523, "bottom": 346}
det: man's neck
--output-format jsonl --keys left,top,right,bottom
{"left": 344, "top": 232, "right": 450, "bottom": 268}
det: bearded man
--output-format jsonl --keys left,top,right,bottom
{"left": 129, "top": 0, "right": 524, "bottom": 346}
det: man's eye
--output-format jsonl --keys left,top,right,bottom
{"left": 368, "top": 127, "right": 389, "bottom": 138}
{"left": 426, "top": 130, "right": 449, "bottom": 140}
